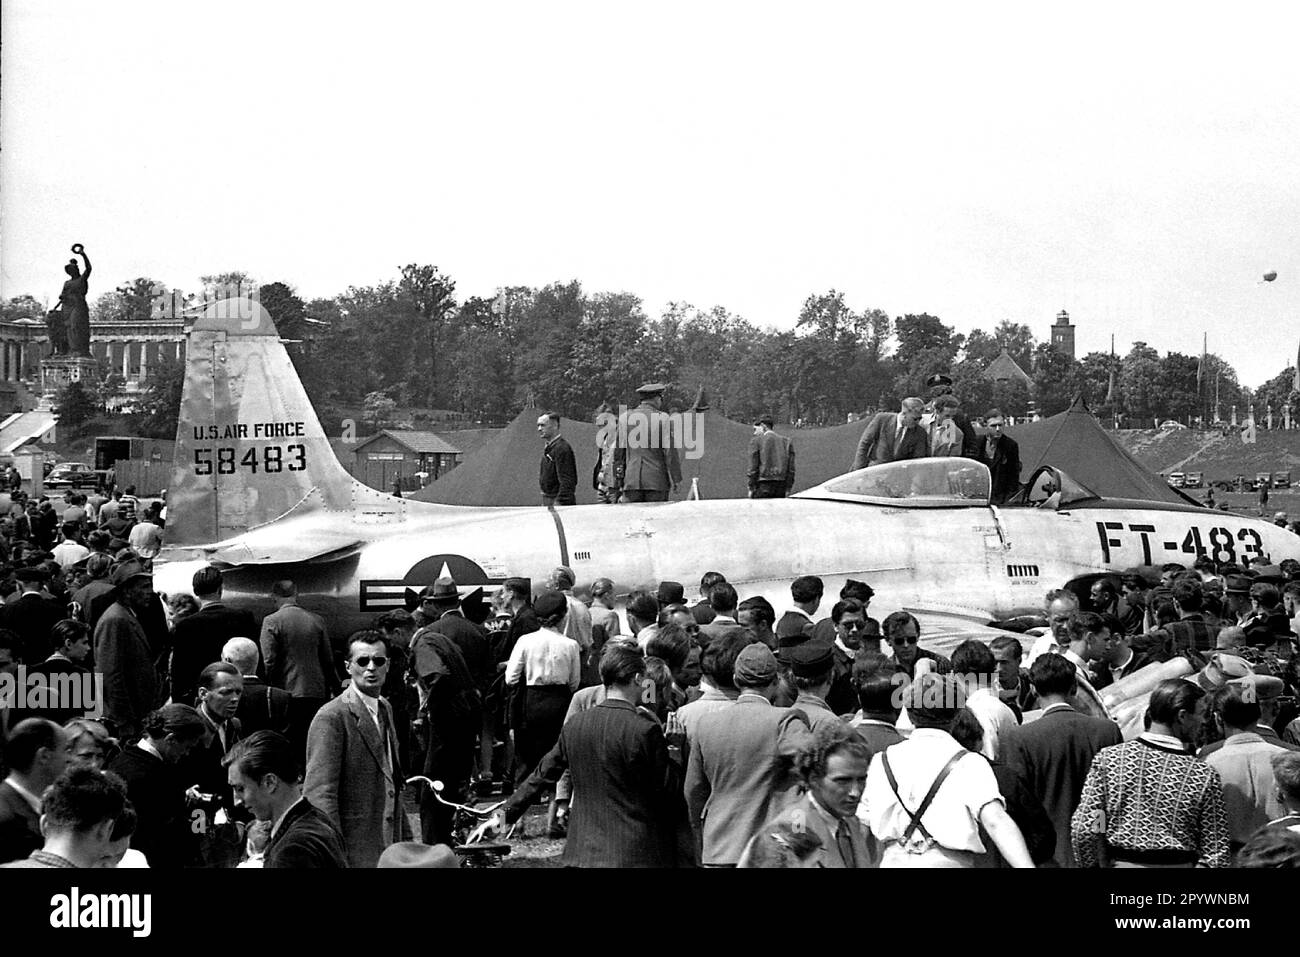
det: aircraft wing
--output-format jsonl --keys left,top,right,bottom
{"left": 166, "top": 531, "right": 365, "bottom": 568}
{"left": 909, "top": 608, "right": 1037, "bottom": 658}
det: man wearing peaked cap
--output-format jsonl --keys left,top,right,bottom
{"left": 614, "top": 382, "right": 681, "bottom": 503}
{"left": 782, "top": 640, "right": 841, "bottom": 732}
{"left": 922, "top": 371, "right": 980, "bottom": 458}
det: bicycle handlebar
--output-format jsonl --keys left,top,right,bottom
{"left": 405, "top": 776, "right": 504, "bottom": 817}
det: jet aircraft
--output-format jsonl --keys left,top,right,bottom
{"left": 154, "top": 299, "right": 1300, "bottom": 656}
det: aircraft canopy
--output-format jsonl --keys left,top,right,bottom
{"left": 794, "top": 457, "right": 991, "bottom": 507}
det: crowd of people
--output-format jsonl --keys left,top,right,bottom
{"left": 2, "top": 475, "right": 1300, "bottom": 868}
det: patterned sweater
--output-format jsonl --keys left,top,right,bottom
{"left": 1070, "top": 736, "right": 1230, "bottom": 868}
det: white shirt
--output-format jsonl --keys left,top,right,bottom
{"left": 356, "top": 686, "right": 382, "bottom": 732}
{"left": 965, "top": 687, "right": 1018, "bottom": 761}
{"left": 137, "top": 739, "right": 163, "bottom": 760}
{"left": 505, "top": 627, "right": 581, "bottom": 691}
{"left": 859, "top": 728, "right": 1004, "bottom": 853}
{"left": 51, "top": 540, "right": 91, "bottom": 569}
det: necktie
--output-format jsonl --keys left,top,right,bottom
{"left": 895, "top": 422, "right": 908, "bottom": 457}
{"left": 836, "top": 821, "right": 858, "bottom": 868}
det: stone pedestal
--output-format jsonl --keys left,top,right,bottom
{"left": 38, "top": 356, "right": 99, "bottom": 411}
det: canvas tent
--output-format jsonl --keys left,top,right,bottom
{"left": 1005, "top": 396, "right": 1196, "bottom": 505}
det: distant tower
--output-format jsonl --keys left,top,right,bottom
{"left": 1050, "top": 309, "right": 1076, "bottom": 360}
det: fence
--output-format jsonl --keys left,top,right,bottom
{"left": 113, "top": 459, "right": 171, "bottom": 496}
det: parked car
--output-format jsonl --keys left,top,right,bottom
{"left": 1273, "top": 471, "right": 1292, "bottom": 489}
{"left": 44, "top": 462, "right": 96, "bottom": 489}
{"left": 1159, "top": 420, "right": 1188, "bottom": 431}
{"left": 1183, "top": 472, "right": 1203, "bottom": 488}
{"left": 1167, "top": 472, "right": 1185, "bottom": 488}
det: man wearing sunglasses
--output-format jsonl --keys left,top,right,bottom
{"left": 883, "top": 611, "right": 950, "bottom": 680}
{"left": 977, "top": 408, "right": 1022, "bottom": 505}
{"left": 304, "top": 631, "right": 412, "bottom": 867}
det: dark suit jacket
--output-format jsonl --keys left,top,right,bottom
{"left": 775, "top": 610, "right": 816, "bottom": 644}
{"left": 0, "top": 592, "right": 65, "bottom": 665}
{"left": 260, "top": 603, "right": 336, "bottom": 700}
{"left": 94, "top": 600, "right": 161, "bottom": 740}
{"left": 171, "top": 602, "right": 259, "bottom": 705}
{"left": 1002, "top": 705, "right": 1122, "bottom": 867}
{"left": 236, "top": 675, "right": 292, "bottom": 736}
{"left": 265, "top": 798, "right": 348, "bottom": 868}
{"left": 429, "top": 611, "right": 493, "bottom": 691}
{"left": 0, "top": 781, "right": 41, "bottom": 865}
{"left": 505, "top": 698, "right": 690, "bottom": 867}
{"left": 540, "top": 435, "right": 578, "bottom": 504}
{"left": 978, "top": 433, "right": 1022, "bottom": 504}
{"left": 107, "top": 745, "right": 189, "bottom": 868}
{"left": 303, "top": 684, "right": 411, "bottom": 868}
{"left": 24, "top": 656, "right": 92, "bottom": 726}
{"left": 852, "top": 412, "right": 930, "bottom": 470}
{"left": 1089, "top": 650, "right": 1158, "bottom": 692}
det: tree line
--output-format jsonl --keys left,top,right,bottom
{"left": 3, "top": 269, "right": 1296, "bottom": 436}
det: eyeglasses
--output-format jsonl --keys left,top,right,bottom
{"left": 891, "top": 635, "right": 919, "bottom": 645}
{"left": 353, "top": 656, "right": 388, "bottom": 668}
{"left": 843, "top": 621, "right": 868, "bottom": 631}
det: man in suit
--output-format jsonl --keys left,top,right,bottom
{"left": 852, "top": 397, "right": 928, "bottom": 470}
{"left": 978, "top": 408, "right": 1022, "bottom": 504}
{"left": 0, "top": 718, "right": 69, "bottom": 863}
{"left": 698, "top": 582, "right": 740, "bottom": 645}
{"left": 1090, "top": 627, "right": 1157, "bottom": 692}
{"left": 776, "top": 576, "right": 823, "bottom": 645}
{"left": 304, "top": 631, "right": 411, "bottom": 868}
{"left": 537, "top": 411, "right": 579, "bottom": 506}
{"left": 923, "top": 373, "right": 980, "bottom": 457}
{"left": 260, "top": 579, "right": 337, "bottom": 756}
{"left": 739, "top": 723, "right": 871, "bottom": 867}
{"left": 685, "top": 643, "right": 813, "bottom": 866}
{"left": 614, "top": 382, "right": 682, "bottom": 503}
{"left": 24, "top": 619, "right": 93, "bottom": 726}
{"left": 93, "top": 563, "right": 161, "bottom": 741}
{"left": 488, "top": 641, "right": 691, "bottom": 866}
{"left": 0, "top": 567, "right": 64, "bottom": 665}
{"left": 847, "top": 654, "right": 904, "bottom": 759}
{"left": 1002, "top": 653, "right": 1122, "bottom": 867}
{"left": 171, "top": 565, "right": 258, "bottom": 707}
{"left": 224, "top": 637, "right": 291, "bottom": 736}
{"left": 748, "top": 415, "right": 796, "bottom": 498}
{"left": 225, "top": 730, "right": 346, "bottom": 868}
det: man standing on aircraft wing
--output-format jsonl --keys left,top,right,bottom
{"left": 614, "top": 383, "right": 681, "bottom": 503}
{"left": 978, "top": 408, "right": 1022, "bottom": 505}
{"left": 537, "top": 411, "right": 578, "bottom": 507}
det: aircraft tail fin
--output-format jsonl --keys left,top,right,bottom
{"left": 165, "top": 298, "right": 394, "bottom": 546}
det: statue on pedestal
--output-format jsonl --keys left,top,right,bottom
{"left": 57, "top": 243, "right": 93, "bottom": 357}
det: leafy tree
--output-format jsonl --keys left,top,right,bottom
{"left": 1119, "top": 341, "right": 1162, "bottom": 426}
{"left": 1155, "top": 353, "right": 1200, "bottom": 423}
{"left": 363, "top": 391, "right": 397, "bottom": 430}
{"left": 136, "top": 355, "right": 185, "bottom": 438}
{"left": 1, "top": 295, "right": 46, "bottom": 322}
{"left": 893, "top": 313, "right": 962, "bottom": 399}
{"left": 91, "top": 291, "right": 128, "bottom": 323}
{"left": 53, "top": 380, "right": 97, "bottom": 432}
{"left": 398, "top": 264, "right": 457, "bottom": 408}
{"left": 114, "top": 278, "right": 165, "bottom": 322}
{"left": 963, "top": 321, "right": 1037, "bottom": 371}
{"left": 1253, "top": 365, "right": 1299, "bottom": 421}
{"left": 259, "top": 282, "right": 308, "bottom": 340}
{"left": 1031, "top": 343, "right": 1080, "bottom": 417}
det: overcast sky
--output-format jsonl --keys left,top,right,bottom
{"left": 3, "top": 1, "right": 1297, "bottom": 387}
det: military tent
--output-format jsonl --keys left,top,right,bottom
{"left": 1006, "top": 396, "right": 1197, "bottom": 505}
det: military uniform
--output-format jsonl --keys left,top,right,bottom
{"left": 614, "top": 383, "right": 682, "bottom": 503}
